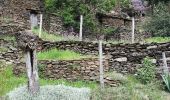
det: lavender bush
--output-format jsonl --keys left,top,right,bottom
{"left": 6, "top": 85, "right": 91, "bottom": 100}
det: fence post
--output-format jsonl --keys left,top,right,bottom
{"left": 131, "top": 16, "right": 135, "bottom": 43}
{"left": 99, "top": 40, "right": 104, "bottom": 89}
{"left": 79, "top": 15, "right": 83, "bottom": 41}
{"left": 162, "top": 52, "right": 168, "bottom": 74}
{"left": 39, "top": 14, "right": 43, "bottom": 37}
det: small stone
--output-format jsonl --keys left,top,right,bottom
{"left": 114, "top": 57, "right": 127, "bottom": 62}
{"left": 147, "top": 45, "right": 157, "bottom": 49}
{"left": 151, "top": 59, "right": 157, "bottom": 63}
{"left": 87, "top": 62, "right": 95, "bottom": 65}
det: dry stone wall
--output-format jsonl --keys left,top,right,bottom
{"left": 14, "top": 58, "right": 120, "bottom": 87}
{"left": 40, "top": 40, "right": 170, "bottom": 75}
{"left": 0, "top": 39, "right": 21, "bottom": 63}
{"left": 1, "top": 38, "right": 170, "bottom": 85}
{"left": 43, "top": 14, "right": 65, "bottom": 34}
{"left": 0, "top": 0, "right": 44, "bottom": 29}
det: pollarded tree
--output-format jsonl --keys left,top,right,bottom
{"left": 15, "top": 30, "right": 40, "bottom": 94}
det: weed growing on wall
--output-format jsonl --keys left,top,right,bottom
{"left": 136, "top": 57, "right": 156, "bottom": 84}
{"left": 38, "top": 64, "right": 46, "bottom": 78}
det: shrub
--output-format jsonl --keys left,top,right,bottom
{"left": 6, "top": 85, "right": 91, "bottom": 100}
{"left": 136, "top": 57, "right": 156, "bottom": 84}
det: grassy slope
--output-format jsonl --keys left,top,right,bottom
{"left": 0, "top": 65, "right": 97, "bottom": 96}
{"left": 145, "top": 37, "right": 170, "bottom": 43}
{"left": 32, "top": 28, "right": 64, "bottom": 42}
{"left": 37, "top": 49, "right": 93, "bottom": 60}
{"left": 92, "top": 74, "right": 169, "bottom": 100}
{"left": 1, "top": 64, "right": 169, "bottom": 99}
{"left": 32, "top": 28, "right": 78, "bottom": 42}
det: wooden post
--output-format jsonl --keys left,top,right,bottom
{"left": 79, "top": 15, "right": 83, "bottom": 41}
{"left": 131, "top": 16, "right": 135, "bottom": 43}
{"left": 25, "top": 49, "right": 39, "bottom": 94}
{"left": 162, "top": 52, "right": 169, "bottom": 74}
{"left": 99, "top": 40, "right": 104, "bottom": 89}
{"left": 39, "top": 14, "right": 43, "bottom": 37}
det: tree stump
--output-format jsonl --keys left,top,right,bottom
{"left": 15, "top": 30, "right": 39, "bottom": 94}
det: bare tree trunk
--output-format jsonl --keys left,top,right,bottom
{"left": 25, "top": 49, "right": 39, "bottom": 94}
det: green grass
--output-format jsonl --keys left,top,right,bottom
{"left": 32, "top": 28, "right": 79, "bottom": 42}
{"left": 92, "top": 75, "right": 168, "bottom": 100}
{"left": 37, "top": 49, "right": 91, "bottom": 60}
{"left": 145, "top": 37, "right": 170, "bottom": 43}
{"left": 0, "top": 66, "right": 26, "bottom": 96}
{"left": 32, "top": 28, "right": 64, "bottom": 42}
{"left": 0, "top": 64, "right": 97, "bottom": 96}
{"left": 1, "top": 63, "right": 169, "bottom": 99}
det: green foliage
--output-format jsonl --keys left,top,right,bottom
{"left": 45, "top": 0, "right": 132, "bottom": 35}
{"left": 98, "top": 0, "right": 116, "bottom": 12}
{"left": 38, "top": 64, "right": 46, "bottom": 78}
{"left": 37, "top": 49, "right": 91, "bottom": 60}
{"left": 60, "top": 7, "right": 75, "bottom": 27}
{"left": 6, "top": 85, "right": 91, "bottom": 100}
{"left": 136, "top": 57, "right": 156, "bottom": 84}
{"left": 144, "top": 3, "right": 170, "bottom": 37}
{"left": 162, "top": 73, "right": 170, "bottom": 92}
{"left": 45, "top": 0, "right": 120, "bottom": 34}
